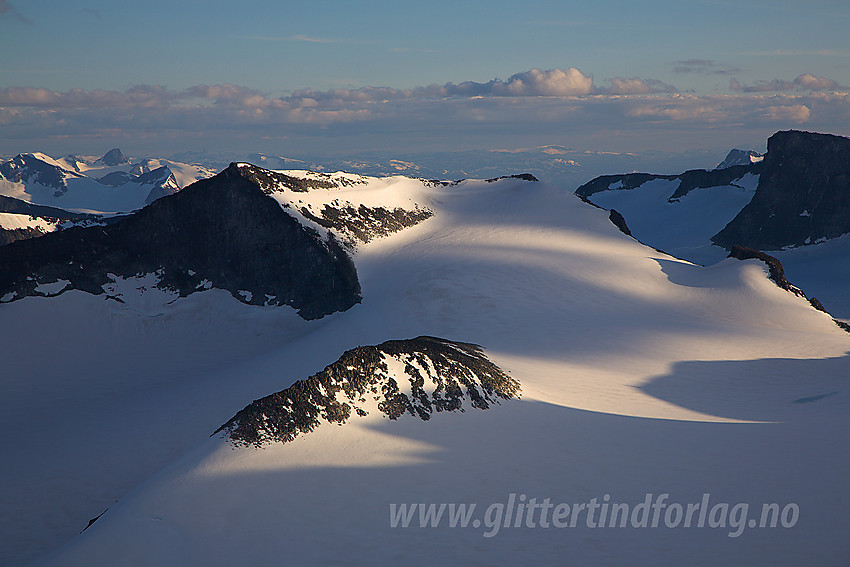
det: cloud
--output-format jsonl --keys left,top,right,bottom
{"left": 1, "top": 67, "right": 848, "bottom": 157}
{"left": 731, "top": 73, "right": 842, "bottom": 92}
{"left": 794, "top": 73, "right": 840, "bottom": 90}
{"left": 762, "top": 104, "right": 811, "bottom": 123}
{"left": 673, "top": 60, "right": 741, "bottom": 75}
{"left": 598, "top": 78, "right": 677, "bottom": 95}
{"left": 497, "top": 68, "right": 594, "bottom": 96}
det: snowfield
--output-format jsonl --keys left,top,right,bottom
{"left": 1, "top": 172, "right": 848, "bottom": 566}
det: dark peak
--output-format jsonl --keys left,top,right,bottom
{"left": 99, "top": 148, "right": 128, "bottom": 166}
{"left": 215, "top": 336, "right": 521, "bottom": 447}
{"left": 765, "top": 130, "right": 850, "bottom": 162}
{"left": 485, "top": 173, "right": 539, "bottom": 183}
{"left": 0, "top": 165, "right": 362, "bottom": 319}
{"left": 713, "top": 130, "right": 850, "bottom": 250}
{"left": 135, "top": 165, "right": 173, "bottom": 185}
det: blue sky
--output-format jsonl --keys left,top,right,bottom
{"left": 1, "top": 0, "right": 848, "bottom": 159}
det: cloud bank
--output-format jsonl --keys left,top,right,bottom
{"left": 730, "top": 73, "right": 842, "bottom": 92}
{"left": 0, "top": 67, "right": 847, "bottom": 155}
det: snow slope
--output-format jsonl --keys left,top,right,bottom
{"left": 2, "top": 174, "right": 848, "bottom": 566}
{"left": 587, "top": 173, "right": 759, "bottom": 265}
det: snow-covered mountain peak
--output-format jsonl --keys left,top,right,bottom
{"left": 216, "top": 336, "right": 520, "bottom": 447}
{"left": 715, "top": 148, "right": 763, "bottom": 170}
{"left": 0, "top": 151, "right": 217, "bottom": 214}
{"left": 0, "top": 152, "right": 84, "bottom": 191}
{"left": 228, "top": 162, "right": 435, "bottom": 248}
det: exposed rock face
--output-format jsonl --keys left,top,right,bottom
{"left": 485, "top": 173, "right": 539, "bottom": 183}
{"left": 238, "top": 164, "right": 347, "bottom": 193}
{"left": 728, "top": 245, "right": 805, "bottom": 297}
{"left": 608, "top": 209, "right": 632, "bottom": 236}
{"left": 237, "top": 163, "right": 436, "bottom": 248}
{"left": 298, "top": 203, "right": 433, "bottom": 246}
{"left": 0, "top": 163, "right": 361, "bottom": 320}
{"left": 0, "top": 195, "right": 102, "bottom": 246}
{"left": 215, "top": 336, "right": 521, "bottom": 447}
{"left": 96, "top": 171, "right": 136, "bottom": 187}
{"left": 713, "top": 131, "right": 850, "bottom": 250}
{"left": 727, "top": 244, "right": 848, "bottom": 332}
{"left": 99, "top": 148, "right": 129, "bottom": 166}
{"left": 0, "top": 195, "right": 95, "bottom": 221}
{"left": 575, "top": 163, "right": 760, "bottom": 203}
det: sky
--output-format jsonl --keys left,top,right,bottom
{"left": 0, "top": 0, "right": 848, "bottom": 161}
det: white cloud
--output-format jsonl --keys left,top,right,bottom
{"left": 762, "top": 104, "right": 811, "bottom": 123}
{"left": 499, "top": 68, "right": 593, "bottom": 96}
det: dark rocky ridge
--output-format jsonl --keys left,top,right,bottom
{"left": 728, "top": 245, "right": 805, "bottom": 297}
{"left": 237, "top": 163, "right": 363, "bottom": 193}
{"left": 0, "top": 163, "right": 361, "bottom": 320}
{"left": 0, "top": 194, "right": 96, "bottom": 221}
{"left": 713, "top": 131, "right": 850, "bottom": 250}
{"left": 234, "top": 162, "right": 436, "bottom": 247}
{"left": 575, "top": 163, "right": 760, "bottom": 203}
{"left": 215, "top": 336, "right": 521, "bottom": 447}
{"left": 727, "top": 245, "right": 849, "bottom": 332}
{"left": 299, "top": 203, "right": 433, "bottom": 246}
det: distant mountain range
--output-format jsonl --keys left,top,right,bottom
{"left": 0, "top": 149, "right": 216, "bottom": 214}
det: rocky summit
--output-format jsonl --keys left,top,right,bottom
{"left": 713, "top": 130, "right": 850, "bottom": 250}
{"left": 0, "top": 163, "right": 362, "bottom": 320}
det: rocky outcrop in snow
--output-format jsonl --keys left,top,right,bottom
{"left": 216, "top": 336, "right": 521, "bottom": 447}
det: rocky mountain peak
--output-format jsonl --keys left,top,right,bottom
{"left": 713, "top": 130, "right": 850, "bottom": 250}
{"left": 99, "top": 148, "right": 129, "bottom": 166}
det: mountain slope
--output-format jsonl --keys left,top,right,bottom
{"left": 14, "top": 172, "right": 849, "bottom": 567}
{"left": 575, "top": 166, "right": 760, "bottom": 265}
{"left": 0, "top": 163, "right": 363, "bottom": 319}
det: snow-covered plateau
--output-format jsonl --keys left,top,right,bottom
{"left": 1, "top": 150, "right": 848, "bottom": 566}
